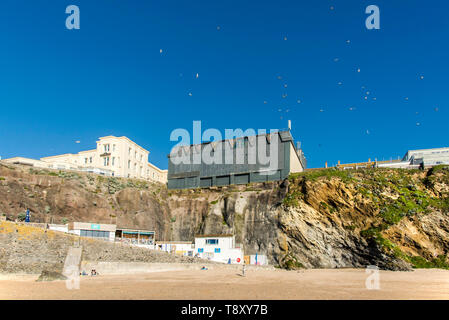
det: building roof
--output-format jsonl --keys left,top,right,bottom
{"left": 117, "top": 227, "right": 155, "bottom": 232}
{"left": 147, "top": 161, "right": 168, "bottom": 173}
{"left": 406, "top": 147, "right": 449, "bottom": 152}
{"left": 2, "top": 157, "right": 39, "bottom": 162}
{"left": 41, "top": 136, "right": 153, "bottom": 162}
{"left": 155, "top": 241, "right": 193, "bottom": 244}
{"left": 194, "top": 234, "right": 234, "bottom": 238}
{"left": 169, "top": 130, "right": 289, "bottom": 152}
{"left": 78, "top": 149, "right": 97, "bottom": 154}
{"left": 402, "top": 147, "right": 449, "bottom": 161}
{"left": 98, "top": 136, "right": 150, "bottom": 154}
{"left": 41, "top": 153, "right": 76, "bottom": 160}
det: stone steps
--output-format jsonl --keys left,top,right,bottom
{"left": 62, "top": 246, "right": 82, "bottom": 278}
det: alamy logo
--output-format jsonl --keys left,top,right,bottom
{"left": 169, "top": 121, "right": 280, "bottom": 174}
{"left": 365, "top": 5, "right": 380, "bottom": 30}
{"left": 66, "top": 5, "right": 80, "bottom": 30}
{"left": 63, "top": 247, "right": 81, "bottom": 290}
{"left": 65, "top": 265, "right": 80, "bottom": 290}
{"left": 365, "top": 265, "right": 380, "bottom": 290}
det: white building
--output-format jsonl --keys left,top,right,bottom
{"left": 2, "top": 135, "right": 168, "bottom": 184}
{"left": 378, "top": 147, "right": 449, "bottom": 169}
{"left": 249, "top": 254, "right": 268, "bottom": 265}
{"left": 402, "top": 147, "right": 449, "bottom": 166}
{"left": 115, "top": 228, "right": 156, "bottom": 246}
{"left": 155, "top": 241, "right": 195, "bottom": 256}
{"left": 68, "top": 222, "right": 116, "bottom": 242}
{"left": 194, "top": 234, "right": 243, "bottom": 264}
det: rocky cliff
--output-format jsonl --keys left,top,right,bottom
{"left": 1, "top": 162, "right": 448, "bottom": 270}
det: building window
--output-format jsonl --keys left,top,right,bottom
{"left": 128, "top": 160, "right": 130, "bottom": 169}
{"left": 206, "top": 239, "right": 219, "bottom": 245}
{"left": 104, "top": 157, "right": 109, "bottom": 166}
{"left": 112, "top": 157, "right": 115, "bottom": 166}
{"left": 89, "top": 157, "right": 92, "bottom": 163}
{"left": 104, "top": 144, "right": 110, "bottom": 152}
{"left": 198, "top": 248, "right": 204, "bottom": 253}
{"left": 113, "top": 144, "right": 116, "bottom": 152}
{"left": 135, "top": 151, "right": 137, "bottom": 159}
{"left": 214, "top": 248, "right": 221, "bottom": 253}
{"left": 129, "top": 148, "right": 131, "bottom": 155}
{"left": 80, "top": 229, "right": 109, "bottom": 239}
{"left": 85, "top": 158, "right": 88, "bottom": 164}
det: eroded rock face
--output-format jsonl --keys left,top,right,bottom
{"left": 1, "top": 163, "right": 448, "bottom": 270}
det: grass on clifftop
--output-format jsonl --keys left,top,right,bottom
{"left": 289, "top": 168, "right": 355, "bottom": 183}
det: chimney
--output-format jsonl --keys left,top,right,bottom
{"left": 296, "top": 141, "right": 301, "bottom": 150}
{"left": 338, "top": 160, "right": 340, "bottom": 165}
{"left": 368, "top": 158, "right": 371, "bottom": 162}
{"left": 288, "top": 120, "right": 291, "bottom": 130}
{"left": 325, "top": 161, "right": 328, "bottom": 168}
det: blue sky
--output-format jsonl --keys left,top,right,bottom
{"left": 0, "top": 0, "right": 448, "bottom": 169}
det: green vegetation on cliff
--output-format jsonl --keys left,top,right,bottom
{"left": 283, "top": 166, "right": 449, "bottom": 270}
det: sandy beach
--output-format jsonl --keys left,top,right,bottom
{"left": 1, "top": 268, "right": 449, "bottom": 300}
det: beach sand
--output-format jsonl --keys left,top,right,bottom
{"left": 1, "top": 268, "right": 449, "bottom": 300}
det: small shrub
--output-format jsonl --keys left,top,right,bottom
{"left": 408, "top": 255, "right": 449, "bottom": 270}
{"left": 281, "top": 253, "right": 304, "bottom": 270}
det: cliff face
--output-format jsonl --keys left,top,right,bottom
{"left": 1, "top": 162, "right": 448, "bottom": 270}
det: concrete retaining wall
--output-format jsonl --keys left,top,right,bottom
{"left": 80, "top": 261, "right": 274, "bottom": 275}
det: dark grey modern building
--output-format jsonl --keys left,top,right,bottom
{"left": 167, "top": 130, "right": 306, "bottom": 189}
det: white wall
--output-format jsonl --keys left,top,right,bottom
{"left": 194, "top": 236, "right": 243, "bottom": 264}
{"left": 156, "top": 243, "right": 194, "bottom": 255}
{"left": 250, "top": 254, "right": 268, "bottom": 265}
{"left": 48, "top": 224, "right": 68, "bottom": 233}
{"left": 289, "top": 143, "right": 304, "bottom": 173}
{"left": 68, "top": 229, "right": 81, "bottom": 236}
